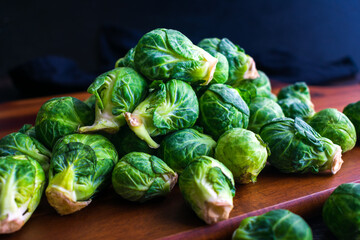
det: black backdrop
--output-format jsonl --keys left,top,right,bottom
{"left": 1, "top": 0, "right": 359, "bottom": 97}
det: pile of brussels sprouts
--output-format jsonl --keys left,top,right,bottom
{"left": 0, "top": 28, "right": 359, "bottom": 238}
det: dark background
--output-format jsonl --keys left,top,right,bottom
{"left": 1, "top": 0, "right": 360, "bottom": 102}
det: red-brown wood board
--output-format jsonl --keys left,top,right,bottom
{"left": 0, "top": 83, "right": 359, "bottom": 240}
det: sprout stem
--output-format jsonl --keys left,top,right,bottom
{"left": 46, "top": 187, "right": 91, "bottom": 215}
{"left": 201, "top": 52, "right": 218, "bottom": 86}
{"left": 124, "top": 113, "right": 160, "bottom": 149}
{"left": 243, "top": 57, "right": 260, "bottom": 80}
{"left": 330, "top": 145, "right": 343, "bottom": 174}
{"left": 203, "top": 200, "right": 233, "bottom": 224}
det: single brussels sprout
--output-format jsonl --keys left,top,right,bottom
{"left": 343, "top": 101, "right": 360, "bottom": 140}
{"left": 277, "top": 97, "right": 315, "bottom": 120}
{"left": 323, "top": 183, "right": 360, "bottom": 240}
{"left": 259, "top": 117, "right": 343, "bottom": 174}
{"left": 109, "top": 126, "right": 157, "bottom": 158}
{"left": 308, "top": 108, "right": 356, "bottom": 153}
{"left": 46, "top": 134, "right": 118, "bottom": 215}
{"left": 79, "top": 67, "right": 148, "bottom": 134}
{"left": 198, "top": 38, "right": 259, "bottom": 84}
{"left": 125, "top": 79, "right": 199, "bottom": 148}
{"left": 248, "top": 97, "right": 285, "bottom": 134}
{"left": 0, "top": 155, "right": 45, "bottom": 234}
{"left": 232, "top": 70, "right": 275, "bottom": 100}
{"left": 134, "top": 28, "right": 218, "bottom": 85}
{"left": 232, "top": 209, "right": 313, "bottom": 240}
{"left": 18, "top": 124, "right": 37, "bottom": 138}
{"left": 159, "top": 128, "right": 217, "bottom": 174}
{"left": 215, "top": 128, "right": 268, "bottom": 183}
{"left": 0, "top": 132, "right": 51, "bottom": 172}
{"left": 112, "top": 152, "right": 178, "bottom": 202}
{"left": 179, "top": 156, "right": 235, "bottom": 224}
{"left": 35, "top": 96, "right": 94, "bottom": 148}
{"left": 199, "top": 84, "right": 249, "bottom": 139}
{"left": 277, "top": 82, "right": 314, "bottom": 109}
{"left": 115, "top": 48, "right": 135, "bottom": 68}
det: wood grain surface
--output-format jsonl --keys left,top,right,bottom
{"left": 0, "top": 83, "right": 359, "bottom": 240}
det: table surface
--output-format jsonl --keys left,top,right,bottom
{"left": 0, "top": 83, "right": 360, "bottom": 240}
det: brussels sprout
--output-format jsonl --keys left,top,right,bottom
{"left": 308, "top": 108, "right": 356, "bottom": 153}
{"left": 199, "top": 84, "right": 249, "bottom": 139}
{"left": 179, "top": 156, "right": 235, "bottom": 224}
{"left": 109, "top": 126, "right": 157, "bottom": 158}
{"left": 248, "top": 97, "right": 285, "bottom": 134}
{"left": 198, "top": 37, "right": 259, "bottom": 84}
{"left": 115, "top": 48, "right": 135, "bottom": 69}
{"left": 277, "top": 82, "right": 314, "bottom": 109}
{"left": 232, "top": 209, "right": 313, "bottom": 240}
{"left": 46, "top": 134, "right": 118, "bottom": 215}
{"left": 323, "top": 183, "right": 360, "bottom": 240}
{"left": 277, "top": 97, "right": 315, "bottom": 120}
{"left": 0, "top": 132, "right": 51, "bottom": 172}
{"left": 125, "top": 79, "right": 199, "bottom": 148}
{"left": 215, "top": 128, "right": 268, "bottom": 183}
{"left": 112, "top": 152, "right": 177, "bottom": 202}
{"left": 134, "top": 28, "right": 218, "bottom": 85}
{"left": 159, "top": 128, "right": 216, "bottom": 174}
{"left": 232, "top": 70, "right": 275, "bottom": 100}
{"left": 343, "top": 101, "right": 360, "bottom": 140}
{"left": 35, "top": 96, "right": 94, "bottom": 148}
{"left": 259, "top": 117, "right": 343, "bottom": 174}
{"left": 0, "top": 155, "right": 45, "bottom": 233}
{"left": 79, "top": 67, "right": 148, "bottom": 134}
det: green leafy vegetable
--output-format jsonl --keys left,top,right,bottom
{"left": 198, "top": 38, "right": 259, "bottom": 84}
{"left": 0, "top": 155, "right": 45, "bottom": 233}
{"left": 79, "top": 67, "right": 148, "bottom": 134}
{"left": 308, "top": 108, "right": 356, "bottom": 153}
{"left": 46, "top": 134, "right": 118, "bottom": 215}
{"left": 259, "top": 117, "right": 343, "bottom": 174}
{"left": 179, "top": 156, "right": 235, "bottom": 224}
{"left": 199, "top": 84, "right": 249, "bottom": 139}
{"left": 134, "top": 28, "right": 218, "bottom": 85}
{"left": 215, "top": 128, "right": 269, "bottom": 183}
{"left": 232, "top": 209, "right": 313, "bottom": 240}
{"left": 277, "top": 82, "right": 314, "bottom": 109}
{"left": 248, "top": 97, "right": 285, "bottom": 134}
{"left": 0, "top": 132, "right": 51, "bottom": 172}
{"left": 232, "top": 70, "right": 276, "bottom": 100}
{"left": 112, "top": 152, "right": 177, "bottom": 202}
{"left": 277, "top": 97, "right": 315, "bottom": 120}
{"left": 125, "top": 79, "right": 199, "bottom": 148}
{"left": 159, "top": 128, "right": 216, "bottom": 174}
{"left": 323, "top": 183, "right": 360, "bottom": 240}
{"left": 35, "top": 96, "right": 94, "bottom": 148}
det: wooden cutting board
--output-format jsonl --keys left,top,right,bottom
{"left": 0, "top": 83, "right": 359, "bottom": 240}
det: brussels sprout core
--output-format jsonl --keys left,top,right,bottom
{"left": 200, "top": 51, "right": 218, "bottom": 85}
{"left": 0, "top": 217, "right": 23, "bottom": 234}
{"left": 242, "top": 57, "right": 260, "bottom": 80}
{"left": 124, "top": 112, "right": 160, "bottom": 149}
{"left": 46, "top": 188, "right": 91, "bottom": 215}
{"left": 204, "top": 200, "right": 233, "bottom": 224}
{"left": 79, "top": 102, "right": 120, "bottom": 134}
{"left": 329, "top": 145, "right": 343, "bottom": 174}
